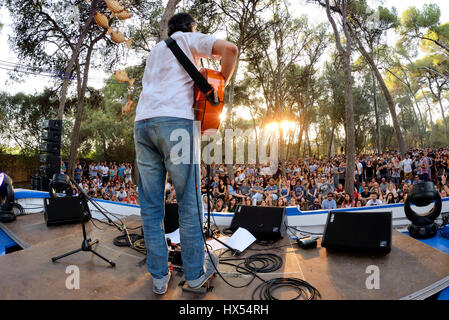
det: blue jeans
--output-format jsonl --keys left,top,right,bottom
{"left": 134, "top": 117, "right": 204, "bottom": 282}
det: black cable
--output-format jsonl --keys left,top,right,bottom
{"left": 113, "top": 233, "right": 146, "bottom": 255}
{"left": 195, "top": 163, "right": 260, "bottom": 289}
{"left": 221, "top": 227, "right": 234, "bottom": 235}
{"left": 193, "top": 164, "right": 320, "bottom": 297}
{"left": 288, "top": 225, "right": 323, "bottom": 236}
{"left": 12, "top": 203, "right": 25, "bottom": 216}
{"left": 220, "top": 253, "right": 283, "bottom": 274}
{"left": 113, "top": 233, "right": 143, "bottom": 247}
{"left": 247, "top": 243, "right": 296, "bottom": 251}
{"left": 89, "top": 217, "right": 106, "bottom": 231}
{"left": 252, "top": 277, "right": 321, "bottom": 300}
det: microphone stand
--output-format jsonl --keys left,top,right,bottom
{"left": 71, "top": 178, "right": 135, "bottom": 249}
{"left": 204, "top": 162, "right": 240, "bottom": 255}
{"left": 51, "top": 177, "right": 116, "bottom": 267}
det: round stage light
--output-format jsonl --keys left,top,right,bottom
{"left": 0, "top": 172, "right": 16, "bottom": 223}
{"left": 48, "top": 174, "right": 73, "bottom": 198}
{"left": 404, "top": 181, "right": 441, "bottom": 239}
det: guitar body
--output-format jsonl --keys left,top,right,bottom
{"left": 194, "top": 68, "right": 225, "bottom": 135}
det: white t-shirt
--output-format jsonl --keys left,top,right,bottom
{"left": 357, "top": 162, "right": 363, "bottom": 175}
{"left": 402, "top": 159, "right": 413, "bottom": 173}
{"left": 135, "top": 31, "right": 218, "bottom": 122}
{"left": 367, "top": 199, "right": 383, "bottom": 206}
{"left": 101, "top": 166, "right": 109, "bottom": 176}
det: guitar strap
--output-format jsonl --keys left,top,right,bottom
{"left": 164, "top": 37, "right": 218, "bottom": 104}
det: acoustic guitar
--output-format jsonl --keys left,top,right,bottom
{"left": 193, "top": 68, "right": 225, "bottom": 135}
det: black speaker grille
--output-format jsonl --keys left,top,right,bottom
{"left": 321, "top": 211, "right": 392, "bottom": 254}
{"left": 230, "top": 205, "right": 287, "bottom": 240}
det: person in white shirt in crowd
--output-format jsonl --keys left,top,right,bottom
{"left": 401, "top": 153, "right": 413, "bottom": 181}
{"left": 124, "top": 165, "right": 133, "bottom": 184}
{"left": 366, "top": 192, "right": 383, "bottom": 206}
{"left": 101, "top": 162, "right": 109, "bottom": 184}
{"left": 116, "top": 187, "right": 127, "bottom": 202}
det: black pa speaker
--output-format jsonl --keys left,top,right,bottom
{"left": 41, "top": 130, "right": 62, "bottom": 143}
{"left": 42, "top": 119, "right": 63, "bottom": 132}
{"left": 40, "top": 141, "right": 61, "bottom": 154}
{"left": 321, "top": 211, "right": 392, "bottom": 254}
{"left": 230, "top": 205, "right": 288, "bottom": 241}
{"left": 164, "top": 203, "right": 179, "bottom": 234}
{"left": 43, "top": 196, "right": 91, "bottom": 226}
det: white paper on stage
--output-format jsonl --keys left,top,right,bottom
{"left": 226, "top": 227, "right": 257, "bottom": 252}
{"left": 165, "top": 228, "right": 180, "bottom": 244}
{"left": 206, "top": 227, "right": 256, "bottom": 253}
{"left": 206, "top": 236, "right": 231, "bottom": 252}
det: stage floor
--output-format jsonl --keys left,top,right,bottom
{"left": 1, "top": 213, "right": 449, "bottom": 300}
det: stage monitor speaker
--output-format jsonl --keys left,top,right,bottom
{"left": 43, "top": 196, "right": 91, "bottom": 226}
{"left": 164, "top": 203, "right": 179, "bottom": 234}
{"left": 230, "top": 205, "right": 287, "bottom": 241}
{"left": 321, "top": 211, "right": 392, "bottom": 254}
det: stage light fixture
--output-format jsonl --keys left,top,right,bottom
{"left": 0, "top": 173, "right": 16, "bottom": 223}
{"left": 404, "top": 181, "right": 441, "bottom": 239}
{"left": 48, "top": 173, "right": 73, "bottom": 198}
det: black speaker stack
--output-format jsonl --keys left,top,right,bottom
{"left": 32, "top": 120, "right": 63, "bottom": 192}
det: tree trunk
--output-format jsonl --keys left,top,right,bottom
{"left": 421, "top": 89, "right": 435, "bottom": 134}
{"left": 67, "top": 42, "right": 95, "bottom": 177}
{"left": 306, "top": 128, "right": 312, "bottom": 157}
{"left": 326, "top": 0, "right": 355, "bottom": 196}
{"left": 438, "top": 97, "right": 449, "bottom": 142}
{"left": 57, "top": 0, "right": 99, "bottom": 120}
{"left": 158, "top": 0, "right": 181, "bottom": 42}
{"left": 372, "top": 70, "right": 381, "bottom": 153}
{"left": 224, "top": 58, "right": 241, "bottom": 180}
{"left": 328, "top": 125, "right": 335, "bottom": 157}
{"left": 348, "top": 25, "right": 407, "bottom": 155}
{"left": 297, "top": 120, "right": 304, "bottom": 157}
{"left": 411, "top": 94, "right": 428, "bottom": 147}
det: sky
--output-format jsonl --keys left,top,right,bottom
{"left": 0, "top": 0, "right": 448, "bottom": 96}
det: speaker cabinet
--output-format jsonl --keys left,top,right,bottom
{"left": 321, "top": 211, "right": 392, "bottom": 254}
{"left": 230, "top": 205, "right": 288, "bottom": 241}
{"left": 44, "top": 196, "right": 91, "bottom": 226}
{"left": 42, "top": 119, "right": 63, "bottom": 131}
{"left": 41, "top": 130, "right": 62, "bottom": 143}
{"left": 40, "top": 141, "right": 61, "bottom": 154}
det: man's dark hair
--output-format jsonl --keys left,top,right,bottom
{"left": 168, "top": 13, "right": 196, "bottom": 36}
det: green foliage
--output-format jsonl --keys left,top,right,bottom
{"left": 401, "top": 4, "right": 440, "bottom": 30}
{"left": 400, "top": 3, "right": 448, "bottom": 57}
{"left": 0, "top": 89, "right": 61, "bottom": 154}
{"left": 76, "top": 63, "right": 144, "bottom": 162}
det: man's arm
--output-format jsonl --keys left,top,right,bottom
{"left": 212, "top": 40, "right": 238, "bottom": 87}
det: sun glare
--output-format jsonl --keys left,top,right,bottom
{"left": 220, "top": 112, "right": 227, "bottom": 122}
{"left": 265, "top": 122, "right": 279, "bottom": 132}
{"left": 265, "top": 121, "right": 296, "bottom": 132}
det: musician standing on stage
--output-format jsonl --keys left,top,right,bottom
{"left": 133, "top": 13, "right": 238, "bottom": 295}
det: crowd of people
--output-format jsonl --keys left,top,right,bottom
{"left": 65, "top": 148, "right": 449, "bottom": 211}
{"left": 64, "top": 160, "right": 139, "bottom": 205}
{"left": 163, "top": 148, "right": 449, "bottom": 212}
